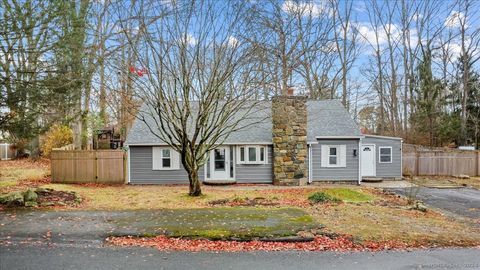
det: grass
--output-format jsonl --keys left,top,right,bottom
{"left": 450, "top": 177, "right": 480, "bottom": 190}
{"left": 110, "top": 208, "right": 320, "bottom": 240}
{"left": 322, "top": 188, "right": 373, "bottom": 202}
{"left": 308, "top": 203, "right": 480, "bottom": 246}
{"left": 41, "top": 184, "right": 377, "bottom": 210}
{"left": 0, "top": 160, "right": 50, "bottom": 192}
{"left": 2, "top": 159, "right": 480, "bottom": 247}
{"left": 408, "top": 176, "right": 480, "bottom": 190}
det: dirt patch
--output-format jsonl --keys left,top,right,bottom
{"left": 36, "top": 188, "right": 82, "bottom": 207}
{"left": 369, "top": 188, "right": 409, "bottom": 207}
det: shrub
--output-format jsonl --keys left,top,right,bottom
{"left": 41, "top": 124, "right": 73, "bottom": 157}
{"left": 308, "top": 192, "right": 341, "bottom": 203}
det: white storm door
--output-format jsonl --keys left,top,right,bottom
{"left": 361, "top": 144, "right": 376, "bottom": 177}
{"left": 210, "top": 147, "right": 230, "bottom": 180}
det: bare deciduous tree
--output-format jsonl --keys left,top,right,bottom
{"left": 121, "top": 0, "right": 264, "bottom": 196}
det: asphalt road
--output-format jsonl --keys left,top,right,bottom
{"left": 1, "top": 244, "right": 479, "bottom": 270}
{"left": 388, "top": 187, "right": 480, "bottom": 219}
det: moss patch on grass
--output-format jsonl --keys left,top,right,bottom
{"left": 321, "top": 188, "right": 373, "bottom": 203}
{"left": 110, "top": 208, "right": 321, "bottom": 240}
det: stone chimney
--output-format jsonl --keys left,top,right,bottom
{"left": 272, "top": 94, "right": 307, "bottom": 186}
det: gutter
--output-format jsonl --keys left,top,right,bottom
{"left": 123, "top": 143, "right": 131, "bottom": 184}
{"left": 316, "top": 136, "right": 364, "bottom": 139}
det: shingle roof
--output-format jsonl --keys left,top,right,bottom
{"left": 125, "top": 99, "right": 361, "bottom": 145}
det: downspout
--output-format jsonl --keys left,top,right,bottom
{"left": 358, "top": 138, "right": 362, "bottom": 185}
{"left": 400, "top": 140, "right": 403, "bottom": 180}
{"left": 126, "top": 145, "right": 131, "bottom": 184}
{"left": 308, "top": 144, "right": 312, "bottom": 184}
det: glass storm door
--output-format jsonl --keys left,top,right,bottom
{"left": 210, "top": 147, "right": 230, "bottom": 180}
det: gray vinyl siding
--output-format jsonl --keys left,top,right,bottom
{"left": 235, "top": 146, "right": 273, "bottom": 184}
{"left": 362, "top": 137, "right": 402, "bottom": 178}
{"left": 129, "top": 146, "right": 204, "bottom": 184}
{"left": 311, "top": 139, "right": 360, "bottom": 181}
{"left": 129, "top": 145, "right": 272, "bottom": 184}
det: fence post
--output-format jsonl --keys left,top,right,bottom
{"left": 94, "top": 151, "right": 98, "bottom": 183}
{"left": 123, "top": 151, "right": 127, "bottom": 184}
{"left": 477, "top": 151, "right": 480, "bottom": 176}
{"left": 415, "top": 151, "right": 419, "bottom": 176}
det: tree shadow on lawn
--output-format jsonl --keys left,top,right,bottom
{"left": 109, "top": 207, "right": 322, "bottom": 241}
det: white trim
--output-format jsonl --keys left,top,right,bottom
{"left": 232, "top": 145, "right": 236, "bottom": 180}
{"left": 126, "top": 142, "right": 273, "bottom": 146}
{"left": 152, "top": 147, "right": 180, "bottom": 170}
{"left": 316, "top": 136, "right": 363, "bottom": 139}
{"left": 378, "top": 146, "right": 393, "bottom": 163}
{"left": 307, "top": 141, "right": 319, "bottom": 145}
{"left": 400, "top": 140, "right": 403, "bottom": 178}
{"left": 308, "top": 145, "right": 312, "bottom": 183}
{"left": 321, "top": 145, "right": 346, "bottom": 168}
{"left": 358, "top": 138, "right": 362, "bottom": 184}
{"left": 364, "top": 134, "right": 403, "bottom": 140}
{"left": 360, "top": 144, "right": 376, "bottom": 177}
{"left": 127, "top": 147, "right": 131, "bottom": 183}
{"left": 206, "top": 146, "right": 235, "bottom": 181}
{"left": 236, "top": 145, "right": 268, "bottom": 165}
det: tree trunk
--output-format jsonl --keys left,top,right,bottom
{"left": 188, "top": 169, "right": 202, "bottom": 196}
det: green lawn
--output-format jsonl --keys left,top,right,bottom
{"left": 322, "top": 188, "right": 373, "bottom": 202}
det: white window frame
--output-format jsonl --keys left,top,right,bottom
{"left": 161, "top": 148, "right": 172, "bottom": 168}
{"left": 379, "top": 146, "right": 392, "bottom": 163}
{"left": 237, "top": 145, "right": 267, "bottom": 164}
{"left": 321, "top": 145, "right": 346, "bottom": 168}
{"left": 153, "top": 147, "right": 180, "bottom": 170}
{"left": 328, "top": 146, "right": 338, "bottom": 166}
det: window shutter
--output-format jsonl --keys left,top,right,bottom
{"left": 152, "top": 147, "right": 161, "bottom": 170}
{"left": 171, "top": 149, "right": 180, "bottom": 169}
{"left": 339, "top": 145, "right": 347, "bottom": 167}
{"left": 320, "top": 145, "right": 329, "bottom": 167}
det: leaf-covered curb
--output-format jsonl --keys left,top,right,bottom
{"left": 106, "top": 235, "right": 422, "bottom": 252}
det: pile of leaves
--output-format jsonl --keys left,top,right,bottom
{"left": 0, "top": 158, "right": 50, "bottom": 170}
{"left": 106, "top": 235, "right": 415, "bottom": 252}
{"left": 209, "top": 197, "right": 279, "bottom": 207}
{"left": 36, "top": 188, "right": 82, "bottom": 207}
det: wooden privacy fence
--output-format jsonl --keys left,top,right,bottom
{"left": 51, "top": 150, "right": 126, "bottom": 184}
{"left": 403, "top": 150, "right": 480, "bottom": 176}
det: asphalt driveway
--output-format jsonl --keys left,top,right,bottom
{"left": 389, "top": 187, "right": 480, "bottom": 219}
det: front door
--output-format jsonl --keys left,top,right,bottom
{"left": 361, "top": 144, "right": 376, "bottom": 177}
{"left": 210, "top": 147, "right": 230, "bottom": 180}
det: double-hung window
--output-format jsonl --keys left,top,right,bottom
{"left": 162, "top": 149, "right": 171, "bottom": 168}
{"left": 321, "top": 145, "right": 346, "bottom": 167}
{"left": 329, "top": 147, "right": 338, "bottom": 165}
{"left": 152, "top": 147, "right": 180, "bottom": 170}
{"left": 379, "top": 147, "right": 392, "bottom": 163}
{"left": 237, "top": 146, "right": 267, "bottom": 164}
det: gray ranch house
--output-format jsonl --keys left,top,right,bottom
{"left": 125, "top": 96, "right": 402, "bottom": 185}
